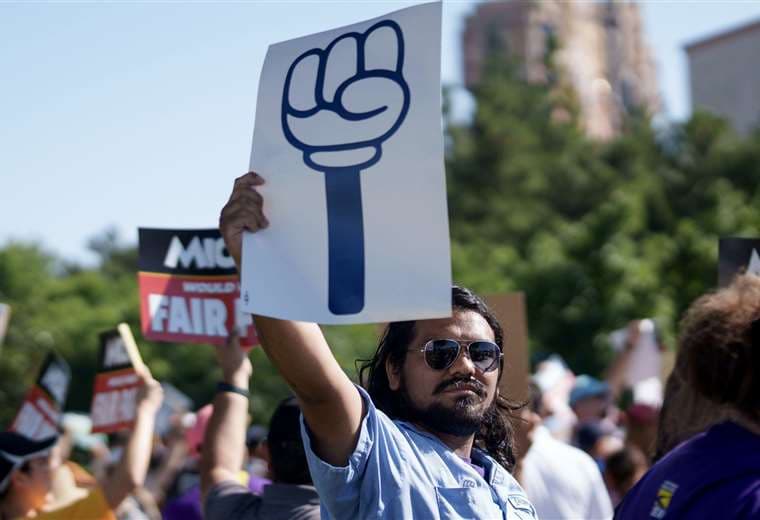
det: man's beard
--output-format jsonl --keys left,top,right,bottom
{"left": 398, "top": 373, "right": 490, "bottom": 437}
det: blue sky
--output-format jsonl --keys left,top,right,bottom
{"left": 2, "top": 1, "right": 760, "bottom": 265}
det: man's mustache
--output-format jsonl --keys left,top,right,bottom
{"left": 433, "top": 377, "right": 486, "bottom": 397}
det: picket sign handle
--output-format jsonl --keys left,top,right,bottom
{"left": 323, "top": 168, "right": 365, "bottom": 315}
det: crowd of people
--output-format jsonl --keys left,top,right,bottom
{"left": 0, "top": 171, "right": 758, "bottom": 519}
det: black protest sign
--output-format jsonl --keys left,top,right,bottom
{"left": 11, "top": 353, "right": 71, "bottom": 439}
{"left": 718, "top": 237, "right": 760, "bottom": 287}
{"left": 138, "top": 228, "right": 257, "bottom": 346}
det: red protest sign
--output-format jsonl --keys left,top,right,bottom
{"left": 90, "top": 324, "right": 144, "bottom": 434}
{"left": 138, "top": 228, "right": 258, "bottom": 346}
{"left": 91, "top": 368, "right": 142, "bottom": 434}
{"left": 11, "top": 353, "right": 71, "bottom": 440}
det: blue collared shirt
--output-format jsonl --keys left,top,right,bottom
{"left": 301, "top": 386, "right": 538, "bottom": 519}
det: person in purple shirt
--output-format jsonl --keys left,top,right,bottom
{"left": 615, "top": 274, "right": 760, "bottom": 519}
{"left": 162, "top": 470, "right": 270, "bottom": 520}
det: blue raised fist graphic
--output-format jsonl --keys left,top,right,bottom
{"left": 282, "top": 20, "right": 410, "bottom": 315}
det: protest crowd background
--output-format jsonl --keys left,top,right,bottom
{"left": 2, "top": 1, "right": 760, "bottom": 519}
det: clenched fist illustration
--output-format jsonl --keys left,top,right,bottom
{"left": 281, "top": 20, "right": 410, "bottom": 315}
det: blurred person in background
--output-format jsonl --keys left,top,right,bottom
{"left": 163, "top": 403, "right": 271, "bottom": 520}
{"left": 0, "top": 369, "right": 162, "bottom": 520}
{"left": 143, "top": 412, "right": 193, "bottom": 509}
{"left": 245, "top": 425, "right": 269, "bottom": 479}
{"left": 621, "top": 403, "right": 658, "bottom": 461}
{"left": 570, "top": 375, "right": 623, "bottom": 462}
{"left": 47, "top": 413, "right": 108, "bottom": 511}
{"left": 517, "top": 382, "right": 614, "bottom": 520}
{"left": 606, "top": 319, "right": 665, "bottom": 410}
{"left": 531, "top": 355, "right": 576, "bottom": 442}
{"left": 102, "top": 432, "right": 160, "bottom": 520}
{"left": 606, "top": 319, "right": 664, "bottom": 462}
{"left": 201, "top": 333, "right": 320, "bottom": 520}
{"left": 160, "top": 403, "right": 212, "bottom": 520}
{"left": 603, "top": 446, "right": 648, "bottom": 507}
{"left": 575, "top": 422, "right": 624, "bottom": 474}
{"left": 615, "top": 275, "right": 760, "bottom": 518}
{"left": 569, "top": 375, "right": 615, "bottom": 427}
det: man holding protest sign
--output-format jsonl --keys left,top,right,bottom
{"left": 219, "top": 3, "right": 535, "bottom": 517}
{"left": 219, "top": 171, "right": 537, "bottom": 519}
{"left": 0, "top": 367, "right": 162, "bottom": 520}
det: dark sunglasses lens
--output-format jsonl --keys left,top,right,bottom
{"left": 425, "top": 340, "right": 460, "bottom": 370}
{"left": 469, "top": 341, "right": 500, "bottom": 371}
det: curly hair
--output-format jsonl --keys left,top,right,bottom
{"left": 678, "top": 273, "right": 760, "bottom": 421}
{"left": 357, "top": 286, "right": 522, "bottom": 472}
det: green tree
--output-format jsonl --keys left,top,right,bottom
{"left": 446, "top": 53, "right": 760, "bottom": 375}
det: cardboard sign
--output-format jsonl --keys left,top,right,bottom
{"left": 242, "top": 2, "right": 450, "bottom": 324}
{"left": 138, "top": 228, "right": 257, "bottom": 346}
{"left": 485, "top": 293, "right": 530, "bottom": 403}
{"left": 718, "top": 237, "right": 760, "bottom": 287}
{"left": 11, "top": 353, "right": 71, "bottom": 440}
{"left": 0, "top": 303, "right": 10, "bottom": 346}
{"left": 90, "top": 324, "right": 145, "bottom": 434}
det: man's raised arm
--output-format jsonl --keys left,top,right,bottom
{"left": 101, "top": 368, "right": 163, "bottom": 509}
{"left": 219, "top": 171, "right": 363, "bottom": 467}
{"left": 200, "top": 332, "right": 252, "bottom": 504}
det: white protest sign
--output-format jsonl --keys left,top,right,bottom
{"left": 241, "top": 1, "right": 450, "bottom": 324}
{"left": 749, "top": 249, "right": 760, "bottom": 276}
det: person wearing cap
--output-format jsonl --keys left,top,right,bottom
{"left": 569, "top": 374, "right": 612, "bottom": 424}
{"left": 615, "top": 275, "right": 760, "bottom": 518}
{"left": 569, "top": 374, "right": 625, "bottom": 457}
{"left": 0, "top": 368, "right": 163, "bottom": 520}
{"left": 200, "top": 334, "right": 320, "bottom": 520}
{"left": 244, "top": 425, "right": 269, "bottom": 480}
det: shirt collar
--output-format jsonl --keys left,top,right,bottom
{"left": 394, "top": 419, "right": 500, "bottom": 482}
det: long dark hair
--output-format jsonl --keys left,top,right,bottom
{"left": 357, "top": 286, "right": 522, "bottom": 472}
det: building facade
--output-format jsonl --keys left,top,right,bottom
{"left": 686, "top": 19, "right": 760, "bottom": 136}
{"left": 463, "top": 0, "right": 660, "bottom": 140}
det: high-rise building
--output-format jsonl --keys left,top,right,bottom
{"left": 463, "top": 0, "right": 660, "bottom": 140}
{"left": 686, "top": 19, "right": 760, "bottom": 136}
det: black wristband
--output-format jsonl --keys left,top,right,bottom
{"left": 216, "top": 381, "right": 250, "bottom": 399}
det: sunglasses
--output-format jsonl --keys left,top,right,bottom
{"left": 410, "top": 339, "right": 503, "bottom": 373}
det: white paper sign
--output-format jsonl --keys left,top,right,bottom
{"left": 241, "top": 2, "right": 450, "bottom": 324}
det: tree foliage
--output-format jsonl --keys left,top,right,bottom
{"left": 446, "top": 55, "right": 760, "bottom": 373}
